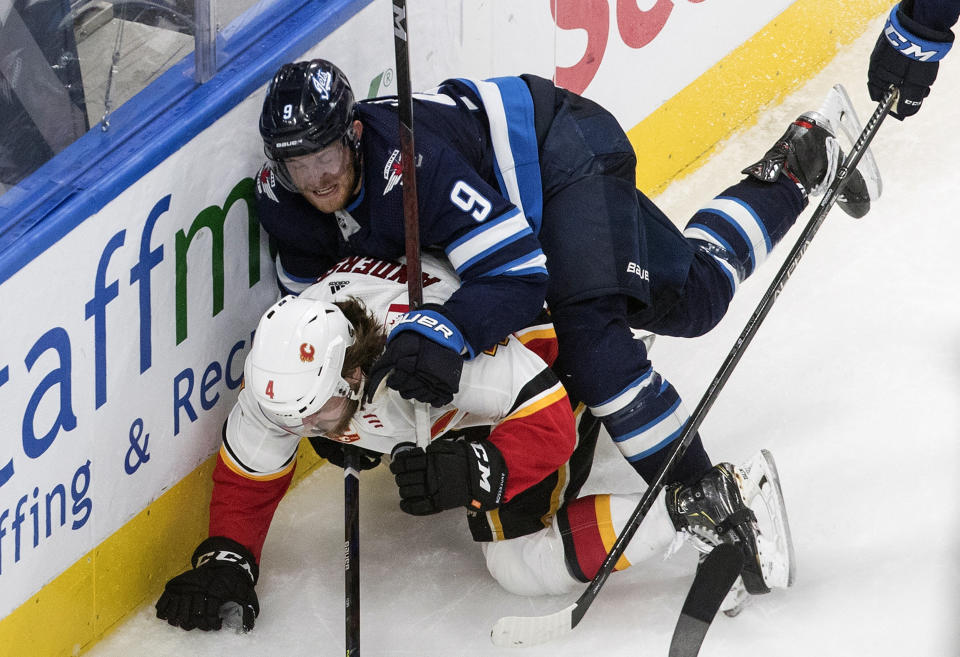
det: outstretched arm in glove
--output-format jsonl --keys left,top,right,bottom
{"left": 155, "top": 536, "right": 260, "bottom": 631}
{"left": 155, "top": 450, "right": 292, "bottom": 631}
{"left": 868, "top": 0, "right": 957, "bottom": 119}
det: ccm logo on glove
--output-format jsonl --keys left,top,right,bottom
{"left": 155, "top": 536, "right": 260, "bottom": 632}
{"left": 470, "top": 442, "right": 494, "bottom": 497}
{"left": 390, "top": 439, "right": 508, "bottom": 515}
{"left": 195, "top": 549, "right": 256, "bottom": 582}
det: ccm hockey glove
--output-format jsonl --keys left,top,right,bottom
{"left": 364, "top": 305, "right": 465, "bottom": 407}
{"left": 390, "top": 439, "right": 508, "bottom": 516}
{"left": 155, "top": 536, "right": 260, "bottom": 631}
{"left": 868, "top": 1, "right": 954, "bottom": 119}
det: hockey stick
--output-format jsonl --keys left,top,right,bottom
{"left": 490, "top": 86, "right": 899, "bottom": 648}
{"left": 391, "top": 0, "right": 431, "bottom": 448}
{"left": 392, "top": 0, "right": 421, "bottom": 305}
{"left": 668, "top": 543, "right": 744, "bottom": 657}
{"left": 344, "top": 448, "right": 361, "bottom": 656}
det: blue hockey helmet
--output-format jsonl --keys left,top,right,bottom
{"left": 259, "top": 59, "right": 359, "bottom": 190}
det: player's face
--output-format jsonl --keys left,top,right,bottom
{"left": 301, "top": 394, "right": 356, "bottom": 435}
{"left": 285, "top": 122, "right": 362, "bottom": 213}
{"left": 291, "top": 367, "right": 363, "bottom": 439}
{"left": 268, "top": 383, "right": 359, "bottom": 439}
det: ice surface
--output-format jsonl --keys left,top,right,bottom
{"left": 86, "top": 16, "right": 960, "bottom": 657}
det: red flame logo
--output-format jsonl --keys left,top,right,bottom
{"left": 300, "top": 343, "right": 315, "bottom": 362}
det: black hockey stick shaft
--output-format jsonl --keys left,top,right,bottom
{"left": 392, "top": 0, "right": 432, "bottom": 449}
{"left": 392, "top": 0, "right": 423, "bottom": 307}
{"left": 669, "top": 543, "right": 744, "bottom": 657}
{"left": 344, "top": 449, "right": 361, "bottom": 656}
{"left": 568, "top": 86, "right": 899, "bottom": 630}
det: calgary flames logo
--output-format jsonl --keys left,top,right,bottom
{"left": 299, "top": 343, "right": 316, "bottom": 362}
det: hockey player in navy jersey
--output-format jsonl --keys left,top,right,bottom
{"left": 154, "top": 254, "right": 793, "bottom": 631}
{"left": 867, "top": 0, "right": 959, "bottom": 119}
{"left": 253, "top": 59, "right": 867, "bottom": 521}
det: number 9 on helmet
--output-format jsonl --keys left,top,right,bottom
{"left": 244, "top": 296, "right": 359, "bottom": 436}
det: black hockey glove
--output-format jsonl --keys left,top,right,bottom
{"left": 389, "top": 438, "right": 507, "bottom": 516}
{"left": 307, "top": 436, "right": 382, "bottom": 470}
{"left": 155, "top": 536, "right": 260, "bottom": 632}
{"left": 364, "top": 305, "right": 465, "bottom": 408}
{"left": 868, "top": 1, "right": 954, "bottom": 119}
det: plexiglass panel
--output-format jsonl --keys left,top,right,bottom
{"left": 0, "top": 0, "right": 275, "bottom": 197}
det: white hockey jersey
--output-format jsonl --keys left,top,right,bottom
{"left": 211, "top": 255, "right": 574, "bottom": 560}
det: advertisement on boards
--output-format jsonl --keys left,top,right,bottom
{"left": 551, "top": 0, "right": 795, "bottom": 126}
{"left": 0, "top": 95, "right": 278, "bottom": 618}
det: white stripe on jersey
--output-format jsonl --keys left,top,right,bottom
{"left": 502, "top": 252, "right": 548, "bottom": 277}
{"left": 589, "top": 369, "right": 657, "bottom": 418}
{"left": 467, "top": 79, "right": 526, "bottom": 219}
{"left": 446, "top": 208, "right": 531, "bottom": 273}
{"left": 699, "top": 197, "right": 772, "bottom": 270}
{"left": 613, "top": 398, "right": 690, "bottom": 462}
{"left": 683, "top": 225, "right": 740, "bottom": 293}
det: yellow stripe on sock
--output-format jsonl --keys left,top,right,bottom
{"left": 594, "top": 495, "right": 632, "bottom": 572}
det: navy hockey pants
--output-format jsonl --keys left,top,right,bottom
{"left": 534, "top": 84, "right": 807, "bottom": 485}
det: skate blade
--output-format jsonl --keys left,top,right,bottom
{"left": 735, "top": 449, "right": 797, "bottom": 589}
{"left": 817, "top": 84, "right": 883, "bottom": 203}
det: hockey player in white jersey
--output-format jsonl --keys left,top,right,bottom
{"left": 154, "top": 254, "right": 793, "bottom": 633}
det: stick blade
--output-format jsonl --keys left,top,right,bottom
{"left": 490, "top": 603, "right": 577, "bottom": 648}
{"left": 669, "top": 544, "right": 744, "bottom": 657}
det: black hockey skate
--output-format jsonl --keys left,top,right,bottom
{"left": 742, "top": 111, "right": 871, "bottom": 219}
{"left": 667, "top": 463, "right": 769, "bottom": 595}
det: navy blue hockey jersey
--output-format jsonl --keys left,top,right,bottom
{"left": 910, "top": 0, "right": 960, "bottom": 31}
{"left": 256, "top": 77, "right": 550, "bottom": 356}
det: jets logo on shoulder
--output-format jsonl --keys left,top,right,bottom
{"left": 256, "top": 166, "right": 278, "bottom": 204}
{"left": 383, "top": 150, "right": 423, "bottom": 196}
{"left": 328, "top": 280, "right": 350, "bottom": 294}
{"left": 311, "top": 70, "right": 333, "bottom": 100}
{"left": 383, "top": 150, "right": 403, "bottom": 195}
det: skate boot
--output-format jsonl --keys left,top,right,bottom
{"left": 742, "top": 111, "right": 871, "bottom": 218}
{"left": 666, "top": 463, "right": 769, "bottom": 595}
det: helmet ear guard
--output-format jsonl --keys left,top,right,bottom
{"left": 244, "top": 296, "right": 357, "bottom": 427}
